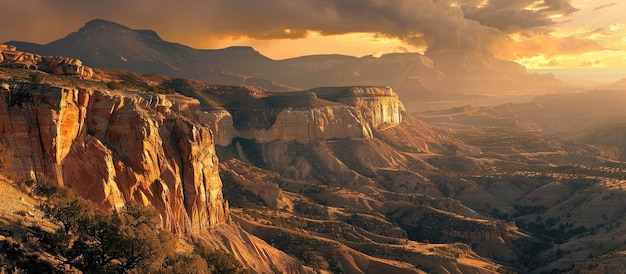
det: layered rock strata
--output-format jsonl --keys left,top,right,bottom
{"left": 202, "top": 86, "right": 403, "bottom": 145}
{"left": 1, "top": 44, "right": 94, "bottom": 78}
{"left": 0, "top": 81, "right": 227, "bottom": 233}
{"left": 311, "top": 86, "right": 403, "bottom": 129}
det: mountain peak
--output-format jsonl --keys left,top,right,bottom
{"left": 81, "top": 19, "right": 130, "bottom": 31}
{"left": 222, "top": 46, "right": 258, "bottom": 53}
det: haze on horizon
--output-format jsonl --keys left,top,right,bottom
{"left": 2, "top": 0, "right": 625, "bottom": 71}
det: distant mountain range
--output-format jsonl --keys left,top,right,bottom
{"left": 6, "top": 19, "right": 567, "bottom": 107}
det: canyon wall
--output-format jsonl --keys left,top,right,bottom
{"left": 237, "top": 106, "right": 373, "bottom": 143}
{"left": 202, "top": 86, "right": 403, "bottom": 146}
{"left": 202, "top": 106, "right": 372, "bottom": 145}
{"left": 0, "top": 81, "right": 227, "bottom": 233}
{"left": 312, "top": 86, "right": 403, "bottom": 129}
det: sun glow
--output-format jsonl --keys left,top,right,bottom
{"left": 203, "top": 32, "right": 422, "bottom": 59}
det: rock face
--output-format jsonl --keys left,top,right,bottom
{"left": 238, "top": 106, "right": 373, "bottom": 143}
{"left": 0, "top": 81, "right": 227, "bottom": 233}
{"left": 202, "top": 86, "right": 402, "bottom": 145}
{"left": 0, "top": 44, "right": 93, "bottom": 78}
{"left": 311, "top": 86, "right": 403, "bottom": 129}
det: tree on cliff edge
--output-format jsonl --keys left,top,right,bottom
{"left": 38, "top": 185, "right": 247, "bottom": 273}
{"left": 39, "top": 188, "right": 179, "bottom": 273}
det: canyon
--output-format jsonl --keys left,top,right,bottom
{"left": 2, "top": 34, "right": 626, "bottom": 273}
{"left": 0, "top": 47, "right": 507, "bottom": 273}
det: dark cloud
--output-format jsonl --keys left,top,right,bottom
{"left": 2, "top": 0, "right": 501, "bottom": 55}
{"left": 461, "top": 0, "right": 579, "bottom": 33}
{"left": 593, "top": 2, "right": 617, "bottom": 11}
{"left": 202, "top": 0, "right": 503, "bottom": 55}
{"left": 0, "top": 0, "right": 583, "bottom": 57}
{"left": 202, "top": 0, "right": 582, "bottom": 55}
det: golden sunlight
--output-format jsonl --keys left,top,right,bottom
{"left": 205, "top": 32, "right": 422, "bottom": 60}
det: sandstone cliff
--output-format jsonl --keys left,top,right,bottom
{"left": 197, "top": 86, "right": 403, "bottom": 145}
{"left": 0, "top": 80, "right": 227, "bottom": 233}
{"left": 1, "top": 44, "right": 94, "bottom": 78}
{"left": 237, "top": 105, "right": 373, "bottom": 143}
{"left": 311, "top": 86, "right": 403, "bottom": 129}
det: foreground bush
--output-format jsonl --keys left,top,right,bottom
{"left": 38, "top": 186, "right": 244, "bottom": 273}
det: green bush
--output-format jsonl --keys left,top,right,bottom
{"left": 107, "top": 81, "right": 123, "bottom": 90}
{"left": 155, "top": 253, "right": 209, "bottom": 274}
{"left": 38, "top": 186, "right": 249, "bottom": 273}
{"left": 29, "top": 73, "right": 44, "bottom": 84}
{"left": 32, "top": 180, "right": 58, "bottom": 197}
{"left": 195, "top": 245, "right": 247, "bottom": 274}
{"left": 39, "top": 189, "right": 177, "bottom": 273}
{"left": 147, "top": 85, "right": 175, "bottom": 94}
{"left": 160, "top": 78, "right": 193, "bottom": 93}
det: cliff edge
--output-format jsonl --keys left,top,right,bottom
{"left": 0, "top": 79, "right": 227, "bottom": 233}
{"left": 1, "top": 44, "right": 94, "bottom": 78}
{"left": 195, "top": 86, "right": 404, "bottom": 145}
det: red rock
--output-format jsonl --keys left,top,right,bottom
{"left": 0, "top": 83, "right": 227, "bottom": 233}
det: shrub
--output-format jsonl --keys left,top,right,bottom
{"left": 29, "top": 73, "right": 44, "bottom": 84}
{"left": 160, "top": 78, "right": 193, "bottom": 93}
{"left": 39, "top": 188, "right": 181, "bottom": 273}
{"left": 195, "top": 246, "right": 247, "bottom": 274}
{"left": 32, "top": 180, "right": 58, "bottom": 197}
{"left": 147, "top": 85, "right": 175, "bottom": 94}
{"left": 107, "top": 81, "right": 123, "bottom": 90}
{"left": 155, "top": 253, "right": 209, "bottom": 274}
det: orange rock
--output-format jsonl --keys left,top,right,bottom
{"left": 1, "top": 44, "right": 94, "bottom": 78}
{"left": 0, "top": 82, "right": 228, "bottom": 233}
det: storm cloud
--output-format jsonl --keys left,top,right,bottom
{"left": 461, "top": 0, "right": 579, "bottom": 34}
{"left": 2, "top": 0, "right": 581, "bottom": 56}
{"left": 200, "top": 0, "right": 579, "bottom": 54}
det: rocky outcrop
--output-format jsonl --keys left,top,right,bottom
{"left": 312, "top": 86, "right": 403, "bottom": 129}
{"left": 201, "top": 86, "right": 402, "bottom": 145}
{"left": 203, "top": 105, "right": 372, "bottom": 145}
{"left": 219, "top": 158, "right": 285, "bottom": 209}
{"left": 199, "top": 109, "right": 239, "bottom": 146}
{"left": 0, "top": 44, "right": 93, "bottom": 78}
{"left": 0, "top": 80, "right": 227, "bottom": 233}
{"left": 238, "top": 106, "right": 373, "bottom": 143}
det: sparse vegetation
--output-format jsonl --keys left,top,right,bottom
{"left": 0, "top": 185, "right": 244, "bottom": 273}
{"left": 293, "top": 200, "right": 329, "bottom": 219}
{"left": 160, "top": 78, "right": 194, "bottom": 93}
{"left": 37, "top": 188, "right": 177, "bottom": 273}
{"left": 147, "top": 84, "right": 175, "bottom": 94}
{"left": 28, "top": 72, "right": 44, "bottom": 84}
{"left": 195, "top": 246, "right": 246, "bottom": 274}
{"left": 107, "top": 81, "right": 123, "bottom": 90}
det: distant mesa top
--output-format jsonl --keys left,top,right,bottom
{"left": 0, "top": 43, "right": 94, "bottom": 78}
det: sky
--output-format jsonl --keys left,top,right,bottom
{"left": 1, "top": 0, "right": 625, "bottom": 69}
